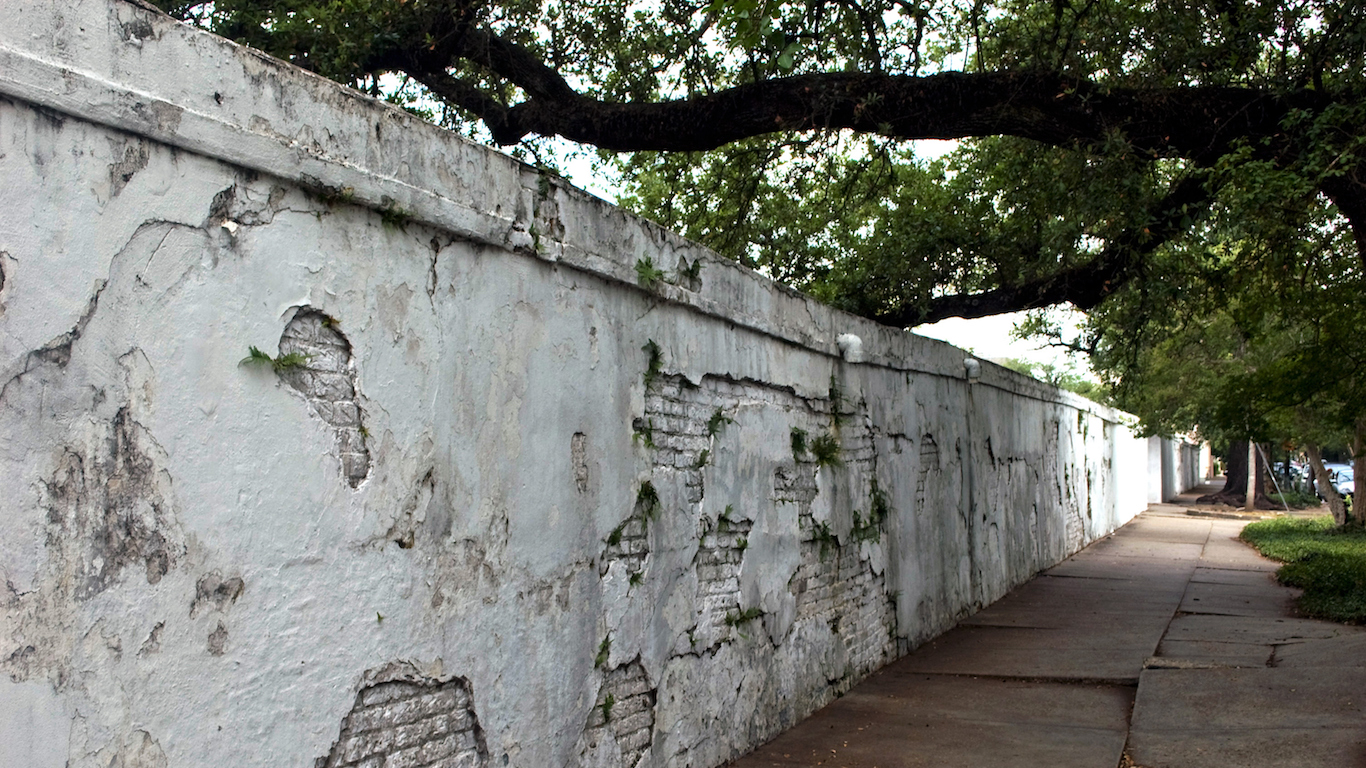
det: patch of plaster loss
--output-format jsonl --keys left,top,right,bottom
{"left": 317, "top": 662, "right": 489, "bottom": 768}
{"left": 0, "top": 217, "right": 203, "bottom": 411}
{"left": 190, "top": 571, "right": 244, "bottom": 618}
{"left": 685, "top": 517, "right": 753, "bottom": 652}
{"left": 3, "top": 404, "right": 184, "bottom": 686}
{"left": 579, "top": 659, "right": 656, "bottom": 768}
{"left": 0, "top": 277, "right": 108, "bottom": 406}
{"left": 136, "top": 622, "right": 163, "bottom": 658}
{"left": 572, "top": 433, "right": 590, "bottom": 494}
{"left": 106, "top": 138, "right": 149, "bottom": 199}
{"left": 206, "top": 621, "right": 227, "bottom": 656}
{"left": 95, "top": 729, "right": 168, "bottom": 768}
{"left": 45, "top": 407, "right": 182, "bottom": 599}
{"left": 382, "top": 469, "right": 452, "bottom": 550}
{"left": 277, "top": 307, "right": 371, "bottom": 487}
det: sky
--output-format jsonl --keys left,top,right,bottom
{"left": 914, "top": 310, "right": 1088, "bottom": 373}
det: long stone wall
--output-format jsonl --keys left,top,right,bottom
{"left": 0, "top": 2, "right": 1150, "bottom": 766}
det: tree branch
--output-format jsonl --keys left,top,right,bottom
{"left": 1321, "top": 162, "right": 1366, "bottom": 269}
{"left": 410, "top": 68, "right": 510, "bottom": 130}
{"left": 451, "top": 28, "right": 579, "bottom": 102}
{"left": 418, "top": 57, "right": 1313, "bottom": 156}
{"left": 879, "top": 171, "right": 1213, "bottom": 326}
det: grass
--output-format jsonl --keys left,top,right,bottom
{"left": 379, "top": 203, "right": 411, "bottom": 232}
{"left": 706, "top": 408, "right": 734, "bottom": 437}
{"left": 724, "top": 607, "right": 763, "bottom": 627}
{"left": 1240, "top": 516, "right": 1366, "bottom": 624}
{"left": 851, "top": 480, "right": 892, "bottom": 543}
{"left": 632, "top": 418, "right": 656, "bottom": 449}
{"left": 677, "top": 256, "right": 703, "bottom": 284}
{"left": 636, "top": 480, "right": 660, "bottom": 520}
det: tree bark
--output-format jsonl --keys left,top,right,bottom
{"left": 1197, "top": 440, "right": 1276, "bottom": 508}
{"left": 411, "top": 56, "right": 1319, "bottom": 158}
{"left": 1353, "top": 417, "right": 1365, "bottom": 527}
{"left": 1198, "top": 440, "right": 1247, "bottom": 505}
{"left": 1305, "top": 443, "right": 1349, "bottom": 527}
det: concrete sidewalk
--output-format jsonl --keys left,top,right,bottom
{"left": 729, "top": 504, "right": 1366, "bottom": 767}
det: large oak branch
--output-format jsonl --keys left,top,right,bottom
{"left": 424, "top": 62, "right": 1317, "bottom": 159}
{"left": 882, "top": 172, "right": 1212, "bottom": 326}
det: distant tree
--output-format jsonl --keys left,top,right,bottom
{"left": 1041, "top": 206, "right": 1365, "bottom": 519}
{"left": 997, "top": 357, "right": 1108, "bottom": 405}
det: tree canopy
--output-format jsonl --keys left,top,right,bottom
{"left": 151, "top": 0, "right": 1366, "bottom": 327}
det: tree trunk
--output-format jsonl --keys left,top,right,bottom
{"left": 1305, "top": 443, "right": 1349, "bottom": 527}
{"left": 1353, "top": 417, "right": 1364, "bottom": 527}
{"left": 1197, "top": 440, "right": 1276, "bottom": 508}
{"left": 1198, "top": 440, "right": 1247, "bottom": 505}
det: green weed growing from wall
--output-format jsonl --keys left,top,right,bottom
{"left": 635, "top": 256, "right": 666, "bottom": 288}
{"left": 706, "top": 408, "right": 734, "bottom": 437}
{"left": 724, "top": 607, "right": 763, "bottom": 627}
{"left": 636, "top": 481, "right": 660, "bottom": 520}
{"left": 810, "top": 432, "right": 842, "bottom": 468}
{"left": 239, "top": 346, "right": 310, "bottom": 372}
{"left": 642, "top": 340, "right": 663, "bottom": 389}
{"left": 677, "top": 257, "right": 703, "bottom": 285}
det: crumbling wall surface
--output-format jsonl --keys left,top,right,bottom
{"left": 0, "top": 2, "right": 1149, "bottom": 767}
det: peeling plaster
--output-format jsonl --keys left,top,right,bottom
{"left": 0, "top": 3, "right": 1163, "bottom": 766}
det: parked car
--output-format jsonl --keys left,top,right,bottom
{"left": 1313, "top": 463, "right": 1354, "bottom": 499}
{"left": 1311, "top": 462, "right": 1354, "bottom": 500}
{"left": 1335, "top": 467, "right": 1354, "bottom": 499}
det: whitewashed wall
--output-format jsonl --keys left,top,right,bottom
{"left": 0, "top": 2, "right": 1151, "bottom": 766}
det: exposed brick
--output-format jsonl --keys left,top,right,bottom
{"left": 320, "top": 676, "right": 486, "bottom": 768}
{"left": 360, "top": 682, "right": 418, "bottom": 708}
{"left": 278, "top": 309, "right": 370, "bottom": 488}
{"left": 585, "top": 659, "right": 656, "bottom": 768}
{"left": 622, "top": 371, "right": 897, "bottom": 733}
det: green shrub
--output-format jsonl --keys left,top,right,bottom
{"left": 1241, "top": 516, "right": 1366, "bottom": 623}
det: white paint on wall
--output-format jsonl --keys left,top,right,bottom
{"left": 0, "top": 3, "right": 1155, "bottom": 767}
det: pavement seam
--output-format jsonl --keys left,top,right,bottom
{"left": 888, "top": 670, "right": 1140, "bottom": 686}
{"left": 1119, "top": 518, "right": 1217, "bottom": 766}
